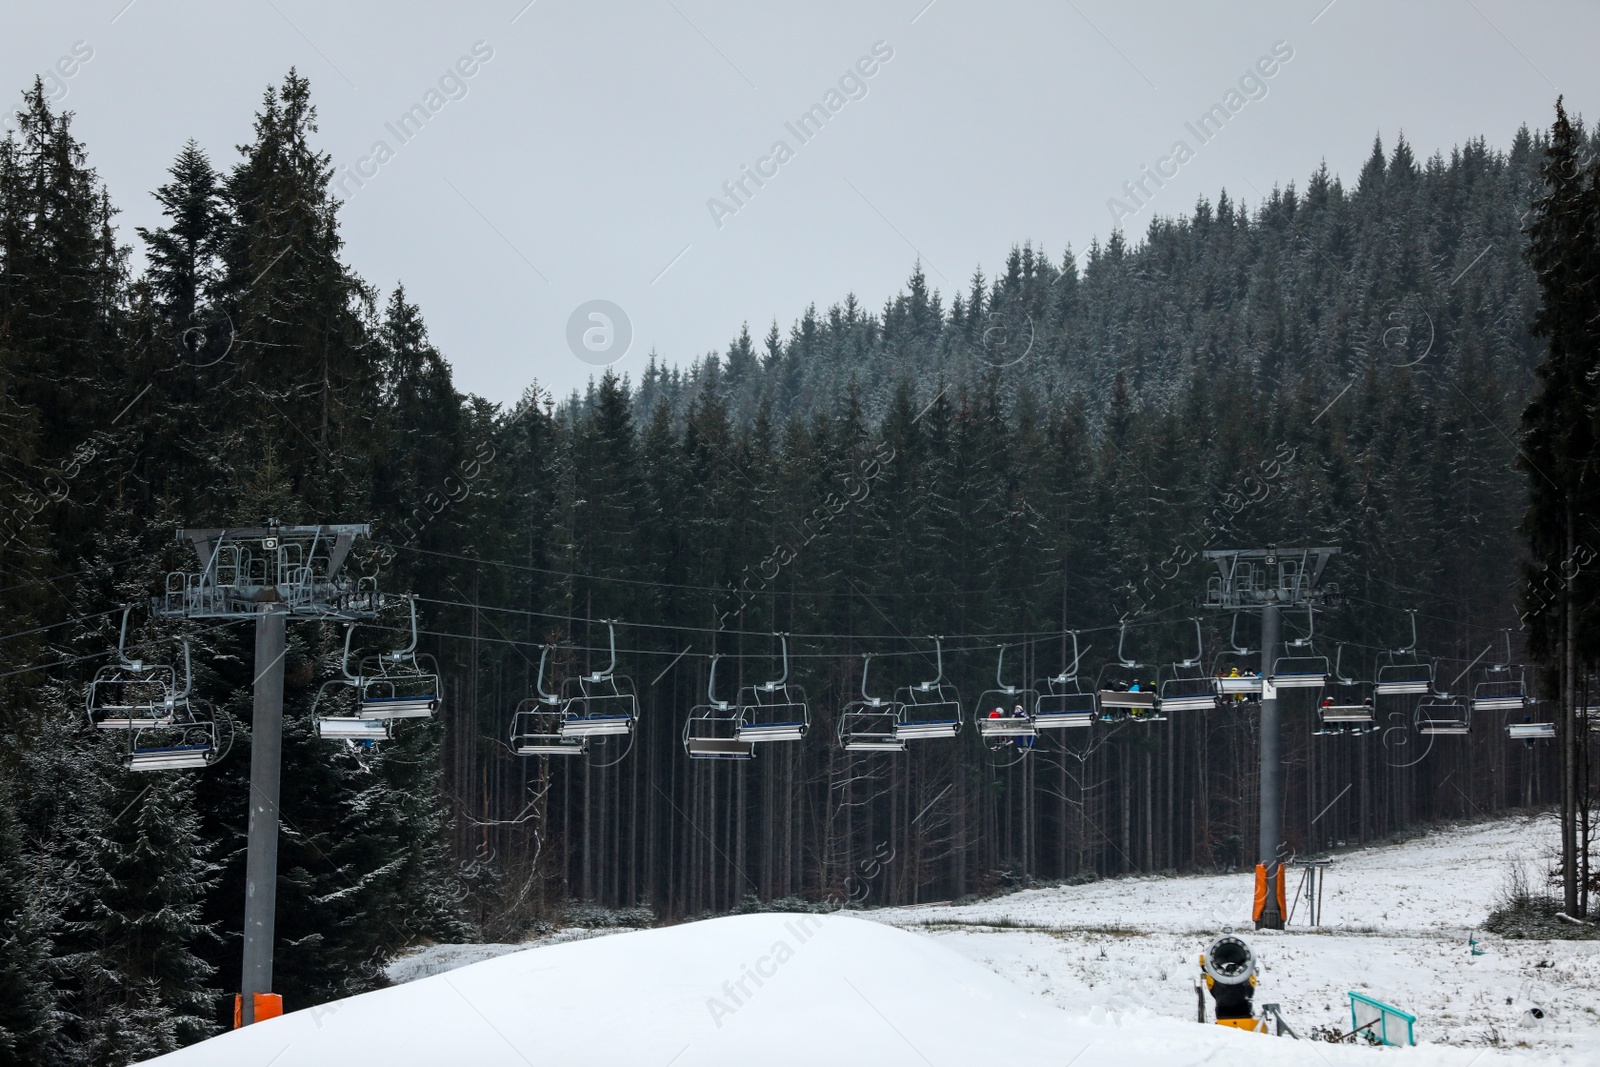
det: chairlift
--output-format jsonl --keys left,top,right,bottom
{"left": 1315, "top": 645, "right": 1376, "bottom": 736}
{"left": 350, "top": 598, "right": 441, "bottom": 720}
{"left": 510, "top": 645, "right": 586, "bottom": 756}
{"left": 838, "top": 655, "right": 906, "bottom": 752}
{"left": 1374, "top": 610, "right": 1433, "bottom": 697}
{"left": 124, "top": 699, "right": 231, "bottom": 771}
{"left": 1271, "top": 607, "right": 1329, "bottom": 689}
{"left": 1507, "top": 718, "right": 1555, "bottom": 743}
{"left": 1212, "top": 614, "right": 1263, "bottom": 701}
{"left": 83, "top": 610, "right": 231, "bottom": 770}
{"left": 1096, "top": 623, "right": 1163, "bottom": 722}
{"left": 87, "top": 608, "right": 183, "bottom": 729}
{"left": 317, "top": 717, "right": 391, "bottom": 742}
{"left": 976, "top": 644, "right": 1041, "bottom": 744}
{"left": 1034, "top": 631, "right": 1097, "bottom": 728}
{"left": 685, "top": 655, "right": 754, "bottom": 760}
{"left": 894, "top": 637, "right": 962, "bottom": 740}
{"left": 1159, "top": 620, "right": 1218, "bottom": 713}
{"left": 736, "top": 634, "right": 809, "bottom": 743}
{"left": 1417, "top": 695, "right": 1470, "bottom": 735}
{"left": 1474, "top": 630, "right": 1528, "bottom": 713}
{"left": 558, "top": 622, "right": 638, "bottom": 740}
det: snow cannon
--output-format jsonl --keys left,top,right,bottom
{"left": 1200, "top": 935, "right": 1259, "bottom": 1031}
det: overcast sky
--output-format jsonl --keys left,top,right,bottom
{"left": 4, "top": 1, "right": 1595, "bottom": 405}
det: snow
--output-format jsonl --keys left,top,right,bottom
{"left": 143, "top": 816, "right": 1595, "bottom": 1065}
{"left": 870, "top": 813, "right": 1600, "bottom": 1059}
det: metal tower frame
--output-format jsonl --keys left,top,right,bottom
{"left": 154, "top": 521, "right": 379, "bottom": 1025}
{"left": 1202, "top": 546, "right": 1339, "bottom": 930}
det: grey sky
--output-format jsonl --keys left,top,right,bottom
{"left": 3, "top": 1, "right": 1594, "bottom": 404}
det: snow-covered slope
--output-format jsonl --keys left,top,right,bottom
{"left": 151, "top": 913, "right": 1535, "bottom": 1066}
{"left": 872, "top": 814, "right": 1600, "bottom": 1058}
{"left": 144, "top": 816, "right": 1592, "bottom": 1065}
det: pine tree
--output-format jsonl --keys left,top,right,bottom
{"left": 0, "top": 772, "right": 55, "bottom": 1066}
{"left": 1520, "top": 98, "right": 1600, "bottom": 918}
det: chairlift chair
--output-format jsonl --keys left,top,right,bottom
{"left": 1212, "top": 615, "right": 1263, "bottom": 701}
{"left": 1507, "top": 717, "right": 1555, "bottom": 743}
{"left": 558, "top": 622, "right": 638, "bottom": 739}
{"left": 1315, "top": 646, "right": 1376, "bottom": 735}
{"left": 1271, "top": 607, "right": 1330, "bottom": 689}
{"left": 313, "top": 635, "right": 381, "bottom": 743}
{"left": 838, "top": 655, "right": 906, "bottom": 752}
{"left": 894, "top": 637, "right": 963, "bottom": 740}
{"left": 350, "top": 598, "right": 441, "bottom": 720}
{"left": 87, "top": 608, "right": 183, "bottom": 730}
{"left": 1474, "top": 630, "right": 1528, "bottom": 713}
{"left": 317, "top": 717, "right": 391, "bottom": 742}
{"left": 976, "top": 644, "right": 1041, "bottom": 742}
{"left": 1033, "top": 632, "right": 1097, "bottom": 728}
{"left": 123, "top": 699, "right": 231, "bottom": 772}
{"left": 736, "top": 635, "right": 809, "bottom": 743}
{"left": 1373, "top": 610, "right": 1433, "bottom": 697}
{"left": 1159, "top": 620, "right": 1218, "bottom": 713}
{"left": 1096, "top": 623, "right": 1164, "bottom": 722}
{"left": 685, "top": 655, "right": 754, "bottom": 760}
{"left": 1417, "top": 695, "right": 1470, "bottom": 735}
{"left": 510, "top": 645, "right": 586, "bottom": 756}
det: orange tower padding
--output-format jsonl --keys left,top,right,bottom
{"left": 1251, "top": 863, "right": 1285, "bottom": 921}
{"left": 233, "top": 993, "right": 284, "bottom": 1029}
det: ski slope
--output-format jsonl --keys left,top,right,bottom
{"left": 871, "top": 813, "right": 1600, "bottom": 1058}
{"left": 143, "top": 816, "right": 1593, "bottom": 1065}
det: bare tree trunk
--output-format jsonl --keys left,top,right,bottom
{"left": 1565, "top": 507, "right": 1579, "bottom": 916}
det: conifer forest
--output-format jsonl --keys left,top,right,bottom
{"left": 2, "top": 66, "right": 1597, "bottom": 1064}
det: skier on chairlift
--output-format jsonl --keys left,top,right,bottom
{"left": 988, "top": 706, "right": 1012, "bottom": 745}
{"left": 1011, "top": 703, "right": 1033, "bottom": 747}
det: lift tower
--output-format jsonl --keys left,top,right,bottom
{"left": 1202, "top": 546, "right": 1338, "bottom": 930}
{"left": 156, "top": 522, "right": 379, "bottom": 1024}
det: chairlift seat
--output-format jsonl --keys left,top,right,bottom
{"left": 1319, "top": 702, "right": 1375, "bottom": 724}
{"left": 317, "top": 717, "right": 390, "bottom": 741}
{"left": 1270, "top": 656, "right": 1329, "bottom": 688}
{"left": 96, "top": 714, "right": 175, "bottom": 730}
{"left": 686, "top": 737, "right": 755, "bottom": 760}
{"left": 843, "top": 736, "right": 906, "bottom": 752}
{"left": 510, "top": 714, "right": 587, "bottom": 754}
{"left": 895, "top": 694, "right": 962, "bottom": 740}
{"left": 896, "top": 675, "right": 963, "bottom": 741}
{"left": 1472, "top": 680, "right": 1526, "bottom": 712}
{"left": 896, "top": 718, "right": 961, "bottom": 740}
{"left": 736, "top": 690, "right": 809, "bottom": 742}
{"left": 1417, "top": 699, "right": 1469, "bottom": 735}
{"left": 839, "top": 705, "right": 904, "bottom": 752}
{"left": 1159, "top": 677, "right": 1218, "bottom": 712}
{"left": 561, "top": 713, "right": 634, "bottom": 738}
{"left": 978, "top": 714, "right": 1037, "bottom": 738}
{"left": 358, "top": 694, "right": 439, "bottom": 719}
{"left": 1375, "top": 664, "right": 1432, "bottom": 696}
{"left": 1215, "top": 675, "right": 1263, "bottom": 697}
{"left": 1034, "top": 692, "right": 1097, "bottom": 728}
{"left": 1098, "top": 689, "right": 1158, "bottom": 710}
{"left": 514, "top": 738, "right": 587, "bottom": 755}
{"left": 1507, "top": 722, "right": 1555, "bottom": 741}
{"left": 124, "top": 743, "right": 214, "bottom": 772}
{"left": 736, "top": 643, "right": 810, "bottom": 744}
{"left": 738, "top": 721, "right": 807, "bottom": 742}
